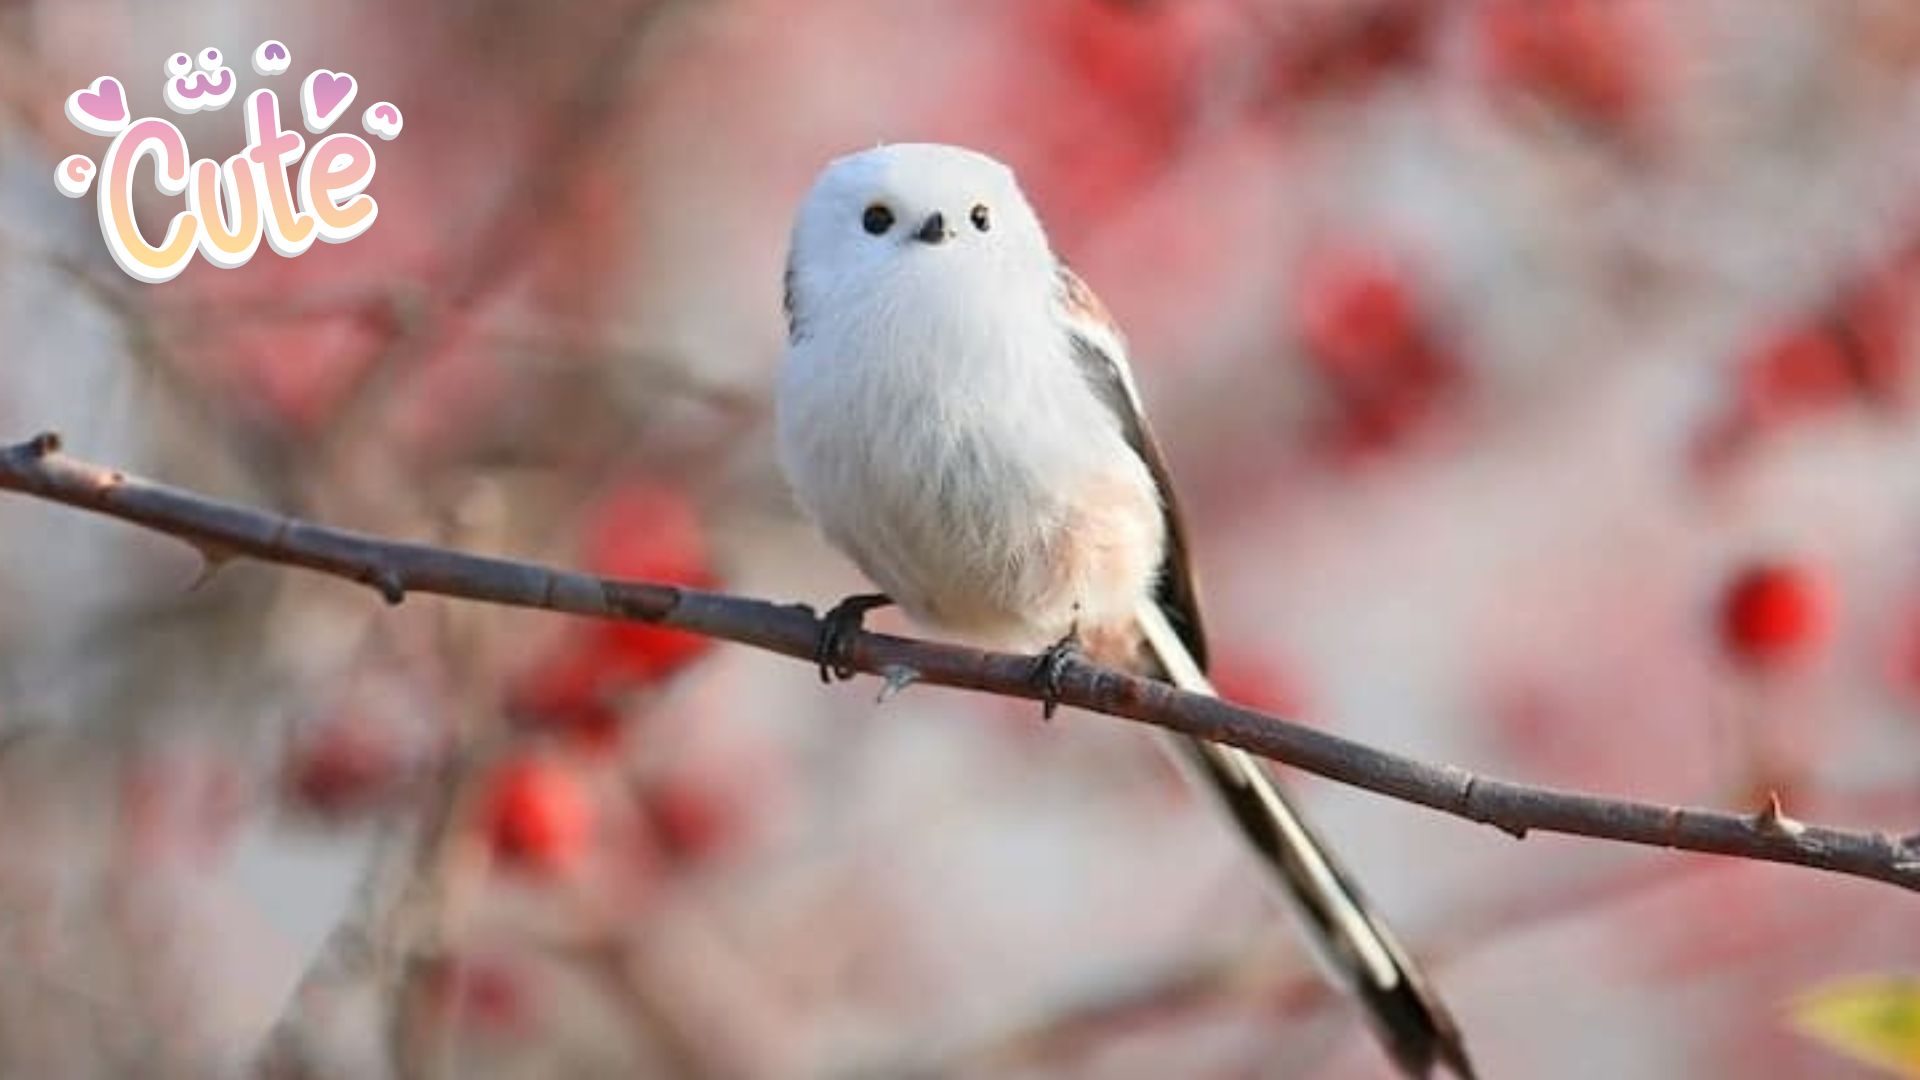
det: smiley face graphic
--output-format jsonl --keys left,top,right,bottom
{"left": 163, "top": 46, "right": 237, "bottom": 114}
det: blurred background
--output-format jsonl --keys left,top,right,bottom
{"left": 2, "top": 1, "right": 1919, "bottom": 1076}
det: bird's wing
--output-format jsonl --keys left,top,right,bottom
{"left": 1055, "top": 263, "right": 1208, "bottom": 669}
{"left": 1056, "top": 262, "right": 1475, "bottom": 1080}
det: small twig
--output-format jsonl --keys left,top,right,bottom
{"left": 3, "top": 433, "right": 1918, "bottom": 893}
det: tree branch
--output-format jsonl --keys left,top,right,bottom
{"left": 3, "top": 432, "right": 1917, "bottom": 892}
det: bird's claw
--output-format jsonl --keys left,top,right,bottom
{"left": 1033, "top": 632, "right": 1082, "bottom": 719}
{"left": 814, "top": 593, "right": 893, "bottom": 683}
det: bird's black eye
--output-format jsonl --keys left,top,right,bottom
{"left": 970, "top": 204, "right": 991, "bottom": 232}
{"left": 862, "top": 204, "right": 895, "bottom": 235}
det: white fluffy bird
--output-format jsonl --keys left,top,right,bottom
{"left": 776, "top": 142, "right": 1472, "bottom": 1078}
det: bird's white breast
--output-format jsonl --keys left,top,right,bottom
{"left": 776, "top": 270, "right": 1163, "bottom": 649}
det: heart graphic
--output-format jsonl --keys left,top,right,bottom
{"left": 266, "top": 44, "right": 286, "bottom": 59}
{"left": 65, "top": 76, "right": 129, "bottom": 136}
{"left": 300, "top": 68, "right": 357, "bottom": 133}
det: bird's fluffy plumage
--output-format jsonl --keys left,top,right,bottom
{"left": 778, "top": 143, "right": 1165, "bottom": 655}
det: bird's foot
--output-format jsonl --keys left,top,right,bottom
{"left": 814, "top": 593, "right": 893, "bottom": 683}
{"left": 1032, "top": 629, "right": 1082, "bottom": 719}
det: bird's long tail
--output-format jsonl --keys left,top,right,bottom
{"left": 1135, "top": 601, "right": 1475, "bottom": 1080}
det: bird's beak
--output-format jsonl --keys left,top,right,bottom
{"left": 913, "top": 212, "right": 952, "bottom": 245}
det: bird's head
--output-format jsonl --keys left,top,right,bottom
{"left": 785, "top": 143, "right": 1055, "bottom": 338}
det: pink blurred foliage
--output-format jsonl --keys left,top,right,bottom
{"left": 1289, "top": 239, "right": 1468, "bottom": 462}
{"left": 118, "top": 744, "right": 253, "bottom": 870}
{"left": 507, "top": 479, "right": 717, "bottom": 752}
{"left": 1471, "top": 0, "right": 1673, "bottom": 143}
{"left": 1623, "top": 855, "right": 1920, "bottom": 1078}
{"left": 1696, "top": 248, "right": 1920, "bottom": 474}
{"left": 1875, "top": 581, "right": 1920, "bottom": 708}
{"left": 280, "top": 684, "right": 445, "bottom": 821}
{"left": 421, "top": 951, "right": 534, "bottom": 1037}
{"left": 998, "top": 1, "right": 1219, "bottom": 235}
{"left": 1259, "top": 1, "right": 1443, "bottom": 108}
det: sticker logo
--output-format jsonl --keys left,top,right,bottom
{"left": 56, "top": 40, "right": 404, "bottom": 284}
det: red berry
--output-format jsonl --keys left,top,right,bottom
{"left": 1327, "top": 346, "right": 1461, "bottom": 457}
{"left": 1834, "top": 269, "right": 1914, "bottom": 407}
{"left": 483, "top": 758, "right": 592, "bottom": 873}
{"left": 1265, "top": 2, "right": 1439, "bottom": 103}
{"left": 582, "top": 484, "right": 708, "bottom": 581}
{"left": 506, "top": 483, "right": 719, "bottom": 752}
{"left": 1058, "top": 0, "right": 1196, "bottom": 125}
{"left": 1737, "top": 328, "right": 1854, "bottom": 428}
{"left": 596, "top": 615, "right": 714, "bottom": 686}
{"left": 1293, "top": 245, "right": 1421, "bottom": 381}
{"left": 645, "top": 776, "right": 740, "bottom": 864}
{"left": 1476, "top": 0, "right": 1652, "bottom": 132}
{"left": 424, "top": 955, "right": 526, "bottom": 1034}
{"left": 506, "top": 640, "right": 628, "bottom": 752}
{"left": 1005, "top": 0, "right": 1214, "bottom": 233}
{"left": 1718, "top": 561, "right": 1833, "bottom": 670}
{"left": 1708, "top": 267, "right": 1916, "bottom": 464}
{"left": 581, "top": 483, "right": 718, "bottom": 682}
{"left": 1290, "top": 243, "right": 1466, "bottom": 461}
{"left": 284, "top": 716, "right": 412, "bottom": 818}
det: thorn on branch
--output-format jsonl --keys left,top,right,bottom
{"left": 876, "top": 664, "right": 919, "bottom": 704}
{"left": 1755, "top": 791, "right": 1807, "bottom": 838}
{"left": 368, "top": 567, "right": 406, "bottom": 605}
{"left": 187, "top": 542, "right": 236, "bottom": 591}
{"left": 1489, "top": 812, "right": 1529, "bottom": 840}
